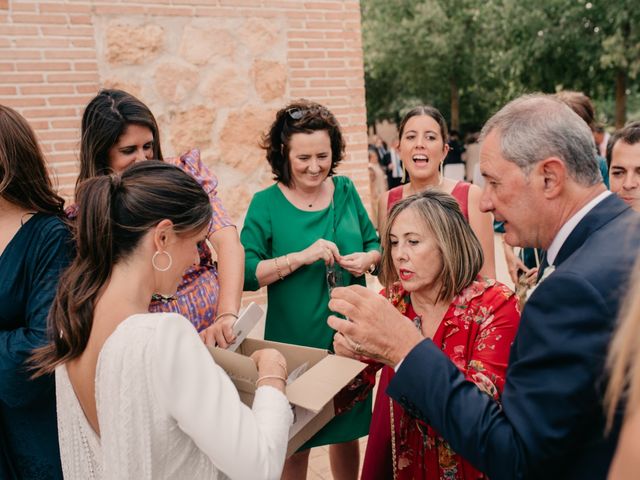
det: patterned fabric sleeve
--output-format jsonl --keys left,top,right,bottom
{"left": 168, "top": 149, "right": 234, "bottom": 234}
{"left": 450, "top": 282, "right": 520, "bottom": 399}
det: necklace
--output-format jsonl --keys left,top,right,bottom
{"left": 295, "top": 182, "right": 324, "bottom": 208}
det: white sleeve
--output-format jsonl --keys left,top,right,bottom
{"left": 151, "top": 314, "right": 293, "bottom": 480}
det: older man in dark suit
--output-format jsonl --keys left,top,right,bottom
{"left": 328, "top": 94, "right": 640, "bottom": 480}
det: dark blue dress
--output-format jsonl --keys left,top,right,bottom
{"left": 0, "top": 213, "right": 71, "bottom": 480}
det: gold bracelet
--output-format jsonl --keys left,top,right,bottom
{"left": 284, "top": 254, "right": 292, "bottom": 274}
{"left": 255, "top": 374, "right": 287, "bottom": 386}
{"left": 215, "top": 312, "right": 238, "bottom": 323}
{"left": 274, "top": 256, "right": 284, "bottom": 281}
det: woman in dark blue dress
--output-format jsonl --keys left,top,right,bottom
{"left": 0, "top": 105, "right": 71, "bottom": 479}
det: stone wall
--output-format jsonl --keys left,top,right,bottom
{"left": 1, "top": 0, "right": 370, "bottom": 306}
{"left": 0, "top": 0, "right": 369, "bottom": 224}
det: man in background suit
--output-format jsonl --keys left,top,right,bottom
{"left": 328, "top": 94, "right": 640, "bottom": 480}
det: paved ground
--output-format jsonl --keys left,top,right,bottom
{"left": 249, "top": 233, "right": 513, "bottom": 479}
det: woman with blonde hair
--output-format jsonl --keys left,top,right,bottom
{"left": 605, "top": 255, "right": 640, "bottom": 479}
{"left": 342, "top": 190, "right": 519, "bottom": 479}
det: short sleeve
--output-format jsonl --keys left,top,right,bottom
{"left": 168, "top": 149, "right": 234, "bottom": 234}
{"left": 463, "top": 285, "right": 520, "bottom": 398}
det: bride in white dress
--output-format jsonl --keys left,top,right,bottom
{"left": 31, "top": 161, "right": 293, "bottom": 479}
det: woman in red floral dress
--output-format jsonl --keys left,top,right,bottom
{"left": 360, "top": 190, "right": 520, "bottom": 480}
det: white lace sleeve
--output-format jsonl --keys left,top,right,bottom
{"left": 151, "top": 314, "right": 292, "bottom": 480}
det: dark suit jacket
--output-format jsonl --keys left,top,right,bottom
{"left": 388, "top": 194, "right": 640, "bottom": 480}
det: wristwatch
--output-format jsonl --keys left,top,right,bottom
{"left": 368, "top": 263, "right": 378, "bottom": 275}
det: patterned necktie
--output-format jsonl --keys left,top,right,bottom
{"left": 536, "top": 254, "right": 549, "bottom": 284}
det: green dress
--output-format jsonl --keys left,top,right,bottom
{"left": 242, "top": 176, "right": 380, "bottom": 448}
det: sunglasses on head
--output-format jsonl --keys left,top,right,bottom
{"left": 286, "top": 105, "right": 329, "bottom": 121}
{"left": 286, "top": 107, "right": 308, "bottom": 120}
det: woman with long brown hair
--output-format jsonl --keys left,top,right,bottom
{"left": 75, "top": 89, "right": 244, "bottom": 345}
{"left": 0, "top": 105, "right": 72, "bottom": 479}
{"left": 377, "top": 106, "right": 495, "bottom": 278}
{"left": 31, "top": 161, "right": 292, "bottom": 479}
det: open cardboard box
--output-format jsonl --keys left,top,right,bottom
{"left": 208, "top": 338, "right": 367, "bottom": 457}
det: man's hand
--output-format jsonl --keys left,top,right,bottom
{"left": 327, "top": 285, "right": 423, "bottom": 367}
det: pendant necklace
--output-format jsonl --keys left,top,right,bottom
{"left": 299, "top": 182, "right": 324, "bottom": 208}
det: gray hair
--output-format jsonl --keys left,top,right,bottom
{"left": 480, "top": 94, "right": 601, "bottom": 186}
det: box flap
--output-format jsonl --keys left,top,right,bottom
{"left": 240, "top": 338, "right": 328, "bottom": 372}
{"left": 286, "top": 355, "right": 367, "bottom": 412}
{"left": 208, "top": 346, "right": 258, "bottom": 394}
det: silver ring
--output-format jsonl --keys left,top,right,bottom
{"left": 354, "top": 342, "right": 362, "bottom": 354}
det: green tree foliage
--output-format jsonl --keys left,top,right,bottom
{"left": 362, "top": 0, "right": 639, "bottom": 130}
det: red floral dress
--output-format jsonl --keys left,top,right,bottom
{"left": 361, "top": 277, "right": 520, "bottom": 480}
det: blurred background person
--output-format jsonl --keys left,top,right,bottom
{"left": 368, "top": 144, "right": 388, "bottom": 230}
{"left": 555, "top": 91, "right": 609, "bottom": 188}
{"left": 335, "top": 190, "right": 519, "bottom": 479}
{"left": 241, "top": 100, "right": 381, "bottom": 480}
{"left": 381, "top": 137, "right": 404, "bottom": 190}
{"left": 378, "top": 105, "right": 495, "bottom": 279}
{"left": 0, "top": 105, "right": 72, "bottom": 479}
{"left": 462, "top": 132, "right": 481, "bottom": 183}
{"left": 443, "top": 129, "right": 465, "bottom": 167}
{"left": 75, "top": 89, "right": 243, "bottom": 345}
{"left": 594, "top": 123, "right": 611, "bottom": 158}
{"left": 31, "top": 161, "right": 292, "bottom": 479}
{"left": 606, "top": 121, "right": 640, "bottom": 212}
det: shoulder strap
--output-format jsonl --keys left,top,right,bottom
{"left": 387, "top": 186, "right": 404, "bottom": 213}
{"left": 451, "top": 181, "right": 471, "bottom": 220}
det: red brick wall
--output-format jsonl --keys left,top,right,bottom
{"left": 0, "top": 0, "right": 369, "bottom": 199}
{"left": 0, "top": 0, "right": 370, "bottom": 308}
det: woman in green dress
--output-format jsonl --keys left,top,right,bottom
{"left": 241, "top": 100, "right": 381, "bottom": 479}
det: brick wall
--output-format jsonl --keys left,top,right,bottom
{"left": 0, "top": 0, "right": 369, "bottom": 307}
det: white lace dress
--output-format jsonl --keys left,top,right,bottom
{"left": 55, "top": 313, "right": 293, "bottom": 479}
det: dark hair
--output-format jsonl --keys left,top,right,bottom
{"left": 77, "top": 89, "right": 163, "bottom": 196}
{"left": 31, "top": 161, "right": 211, "bottom": 376}
{"left": 261, "top": 100, "right": 345, "bottom": 187}
{"left": 380, "top": 190, "right": 483, "bottom": 303}
{"left": 398, "top": 105, "right": 449, "bottom": 145}
{"left": 606, "top": 121, "right": 640, "bottom": 167}
{"left": 554, "top": 91, "right": 596, "bottom": 130}
{"left": 0, "top": 105, "right": 65, "bottom": 215}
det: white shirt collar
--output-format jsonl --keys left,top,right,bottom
{"left": 546, "top": 190, "right": 612, "bottom": 266}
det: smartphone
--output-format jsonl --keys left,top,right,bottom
{"left": 227, "top": 302, "right": 264, "bottom": 353}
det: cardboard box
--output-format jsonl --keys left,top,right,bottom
{"left": 208, "top": 338, "right": 367, "bottom": 457}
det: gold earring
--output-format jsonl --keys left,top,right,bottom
{"left": 152, "top": 251, "right": 172, "bottom": 272}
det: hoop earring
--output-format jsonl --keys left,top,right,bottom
{"left": 152, "top": 251, "right": 172, "bottom": 272}
{"left": 438, "top": 161, "right": 444, "bottom": 186}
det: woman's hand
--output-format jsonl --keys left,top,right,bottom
{"left": 199, "top": 316, "right": 237, "bottom": 348}
{"left": 502, "top": 241, "right": 527, "bottom": 283}
{"left": 251, "top": 349, "right": 288, "bottom": 393}
{"left": 294, "top": 238, "right": 340, "bottom": 266}
{"left": 338, "top": 252, "right": 376, "bottom": 277}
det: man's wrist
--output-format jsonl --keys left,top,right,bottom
{"left": 390, "top": 333, "right": 423, "bottom": 369}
